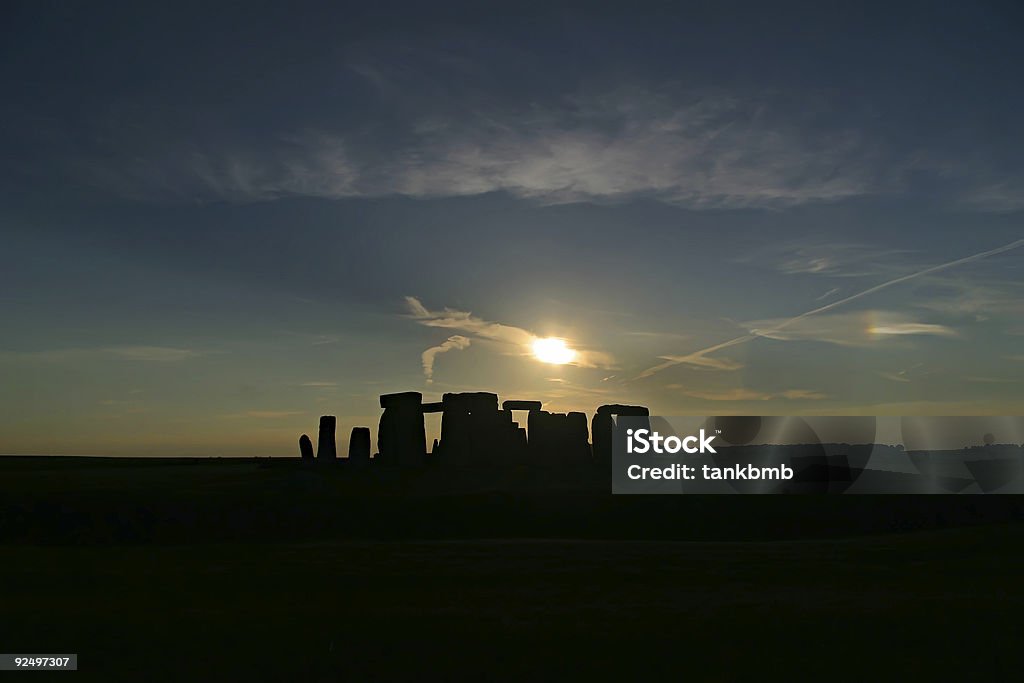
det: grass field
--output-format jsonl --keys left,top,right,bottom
{"left": 2, "top": 457, "right": 1022, "bottom": 680}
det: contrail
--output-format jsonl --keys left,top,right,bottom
{"left": 638, "top": 238, "right": 1024, "bottom": 379}
{"left": 815, "top": 287, "right": 839, "bottom": 301}
{"left": 770, "top": 238, "right": 1024, "bottom": 333}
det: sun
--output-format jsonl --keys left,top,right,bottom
{"left": 532, "top": 337, "right": 577, "bottom": 365}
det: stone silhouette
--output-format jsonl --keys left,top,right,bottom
{"left": 435, "top": 392, "right": 526, "bottom": 466}
{"left": 299, "top": 434, "right": 314, "bottom": 460}
{"left": 378, "top": 392, "right": 427, "bottom": 467}
{"left": 502, "top": 400, "right": 543, "bottom": 412}
{"left": 298, "top": 392, "right": 649, "bottom": 468}
{"left": 348, "top": 427, "right": 371, "bottom": 464}
{"left": 528, "top": 409, "right": 590, "bottom": 465}
{"left": 317, "top": 416, "right": 337, "bottom": 460}
{"left": 592, "top": 404, "right": 649, "bottom": 464}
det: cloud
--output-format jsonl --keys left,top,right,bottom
{"left": 870, "top": 322, "right": 957, "bottom": 337}
{"left": 959, "top": 178, "right": 1024, "bottom": 213}
{"left": 914, "top": 278, "right": 1024, "bottom": 321}
{"left": 372, "top": 93, "right": 873, "bottom": 207}
{"left": 640, "top": 239, "right": 1024, "bottom": 378}
{"left": 405, "top": 296, "right": 615, "bottom": 381}
{"left": 780, "top": 389, "right": 828, "bottom": 400}
{"left": 650, "top": 352, "right": 745, "bottom": 373}
{"left": 766, "top": 242, "right": 1024, "bottom": 326}
{"left": 80, "top": 88, "right": 884, "bottom": 209}
{"left": 421, "top": 335, "right": 472, "bottom": 383}
{"left": 105, "top": 346, "right": 201, "bottom": 362}
{"left": 223, "top": 410, "right": 304, "bottom": 419}
{"left": 0, "top": 345, "right": 201, "bottom": 363}
{"left": 964, "top": 376, "right": 1019, "bottom": 384}
{"left": 405, "top": 296, "right": 534, "bottom": 347}
{"left": 680, "top": 387, "right": 827, "bottom": 401}
{"left": 536, "top": 377, "right": 617, "bottom": 404}
{"left": 766, "top": 243, "right": 911, "bottom": 278}
{"left": 815, "top": 288, "right": 840, "bottom": 301}
{"left": 638, "top": 335, "right": 751, "bottom": 378}
{"left": 748, "top": 311, "right": 957, "bottom": 346}
{"left": 683, "top": 388, "right": 774, "bottom": 401}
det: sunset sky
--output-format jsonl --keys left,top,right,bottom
{"left": 2, "top": 2, "right": 1022, "bottom": 455}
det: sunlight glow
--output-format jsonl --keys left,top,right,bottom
{"left": 532, "top": 337, "right": 577, "bottom": 365}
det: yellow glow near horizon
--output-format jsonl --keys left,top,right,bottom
{"left": 532, "top": 337, "right": 577, "bottom": 365}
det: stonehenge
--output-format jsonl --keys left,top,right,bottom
{"left": 295, "top": 396, "right": 649, "bottom": 468}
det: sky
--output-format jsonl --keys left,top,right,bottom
{"left": 1, "top": 1, "right": 1022, "bottom": 456}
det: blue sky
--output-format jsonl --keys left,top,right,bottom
{"left": 1, "top": 1, "right": 1022, "bottom": 455}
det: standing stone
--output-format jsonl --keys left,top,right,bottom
{"left": 299, "top": 434, "right": 314, "bottom": 460}
{"left": 527, "top": 410, "right": 555, "bottom": 463}
{"left": 378, "top": 392, "right": 426, "bottom": 467}
{"left": 317, "top": 415, "right": 337, "bottom": 460}
{"left": 348, "top": 427, "right": 371, "bottom": 464}
{"left": 438, "top": 392, "right": 525, "bottom": 467}
{"left": 567, "top": 411, "right": 591, "bottom": 462}
{"left": 591, "top": 413, "right": 613, "bottom": 464}
{"left": 592, "top": 404, "right": 649, "bottom": 464}
{"left": 527, "top": 410, "right": 590, "bottom": 466}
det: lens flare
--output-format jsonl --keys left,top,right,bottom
{"left": 532, "top": 337, "right": 577, "bottom": 365}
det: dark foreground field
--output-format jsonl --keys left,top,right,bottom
{"left": 2, "top": 457, "right": 1023, "bottom": 681}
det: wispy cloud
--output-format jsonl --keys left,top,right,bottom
{"left": 0, "top": 345, "right": 201, "bottom": 363}
{"left": 620, "top": 330, "right": 692, "bottom": 341}
{"left": 780, "top": 389, "right": 828, "bottom": 400}
{"left": 913, "top": 277, "right": 1024, "bottom": 321}
{"left": 640, "top": 239, "right": 1024, "bottom": 378}
{"left": 405, "top": 296, "right": 615, "bottom": 382}
{"left": 877, "top": 363, "right": 936, "bottom": 384}
{"left": 536, "top": 377, "right": 617, "bottom": 409}
{"left": 223, "top": 410, "right": 304, "bottom": 419}
{"left": 106, "top": 346, "right": 201, "bottom": 362}
{"left": 959, "top": 178, "right": 1024, "bottom": 213}
{"left": 766, "top": 242, "right": 1024, "bottom": 329}
{"left": 78, "top": 88, "right": 885, "bottom": 209}
{"left": 638, "top": 336, "right": 750, "bottom": 378}
{"left": 421, "top": 335, "right": 472, "bottom": 383}
{"left": 680, "top": 387, "right": 827, "bottom": 401}
{"left": 815, "top": 287, "right": 840, "bottom": 301}
{"left": 748, "top": 311, "right": 956, "bottom": 346}
{"left": 405, "top": 296, "right": 535, "bottom": 346}
{"left": 964, "top": 376, "right": 1019, "bottom": 384}
{"left": 767, "top": 243, "right": 911, "bottom": 278}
